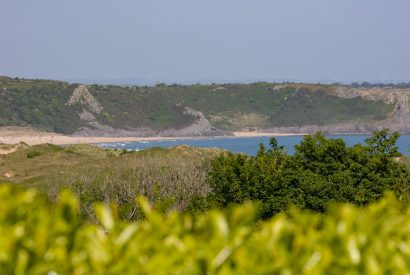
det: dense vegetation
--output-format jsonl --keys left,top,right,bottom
{"left": 207, "top": 130, "right": 410, "bottom": 218}
{"left": 1, "top": 185, "right": 410, "bottom": 274}
{"left": 0, "top": 76, "right": 393, "bottom": 134}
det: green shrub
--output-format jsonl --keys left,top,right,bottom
{"left": 46, "top": 143, "right": 64, "bottom": 152}
{"left": 208, "top": 130, "right": 410, "bottom": 218}
{"left": 26, "top": 150, "right": 41, "bottom": 159}
{"left": 0, "top": 184, "right": 410, "bottom": 274}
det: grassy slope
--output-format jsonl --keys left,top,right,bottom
{"left": 0, "top": 77, "right": 394, "bottom": 134}
{"left": 0, "top": 144, "right": 221, "bottom": 218}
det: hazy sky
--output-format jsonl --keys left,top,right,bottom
{"left": 1, "top": 0, "right": 410, "bottom": 83}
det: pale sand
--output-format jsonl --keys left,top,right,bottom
{"left": 0, "top": 133, "right": 304, "bottom": 146}
{"left": 0, "top": 128, "right": 304, "bottom": 146}
{"left": 0, "top": 135, "right": 200, "bottom": 146}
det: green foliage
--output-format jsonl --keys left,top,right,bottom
{"left": 208, "top": 130, "right": 410, "bottom": 218}
{"left": 26, "top": 150, "right": 41, "bottom": 159}
{"left": 365, "top": 129, "right": 400, "bottom": 158}
{"left": 25, "top": 144, "right": 62, "bottom": 160}
{"left": 1, "top": 184, "right": 410, "bottom": 274}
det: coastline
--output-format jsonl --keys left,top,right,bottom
{"left": 1, "top": 127, "right": 397, "bottom": 146}
{"left": 0, "top": 131, "right": 305, "bottom": 146}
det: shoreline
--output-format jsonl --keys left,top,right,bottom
{"left": 0, "top": 131, "right": 400, "bottom": 146}
{"left": 0, "top": 132, "right": 305, "bottom": 145}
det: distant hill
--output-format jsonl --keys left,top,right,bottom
{"left": 1, "top": 76, "right": 409, "bottom": 136}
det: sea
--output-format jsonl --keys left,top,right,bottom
{"left": 97, "top": 134, "right": 410, "bottom": 156}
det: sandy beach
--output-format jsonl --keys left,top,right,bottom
{"left": 0, "top": 127, "right": 303, "bottom": 145}
{"left": 0, "top": 134, "right": 195, "bottom": 146}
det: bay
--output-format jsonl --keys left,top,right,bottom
{"left": 97, "top": 134, "right": 410, "bottom": 156}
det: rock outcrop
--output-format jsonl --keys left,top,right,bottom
{"left": 66, "top": 85, "right": 103, "bottom": 114}
{"left": 160, "top": 107, "right": 229, "bottom": 137}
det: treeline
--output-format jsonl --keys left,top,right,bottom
{"left": 204, "top": 130, "right": 410, "bottom": 218}
{"left": 349, "top": 81, "right": 410, "bottom": 88}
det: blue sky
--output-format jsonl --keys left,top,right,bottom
{"left": 1, "top": 0, "right": 409, "bottom": 83}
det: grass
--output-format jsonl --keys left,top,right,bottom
{"left": 1, "top": 144, "right": 111, "bottom": 186}
{"left": 0, "top": 143, "right": 222, "bottom": 220}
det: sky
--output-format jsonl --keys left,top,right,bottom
{"left": 1, "top": 0, "right": 410, "bottom": 84}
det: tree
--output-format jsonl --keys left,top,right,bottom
{"left": 365, "top": 129, "right": 400, "bottom": 158}
{"left": 207, "top": 130, "right": 410, "bottom": 219}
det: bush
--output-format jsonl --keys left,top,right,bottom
{"left": 26, "top": 150, "right": 41, "bottom": 159}
{"left": 0, "top": 184, "right": 410, "bottom": 273}
{"left": 208, "top": 130, "right": 410, "bottom": 218}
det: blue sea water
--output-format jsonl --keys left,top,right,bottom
{"left": 97, "top": 134, "right": 410, "bottom": 156}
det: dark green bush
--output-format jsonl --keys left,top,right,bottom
{"left": 207, "top": 130, "right": 410, "bottom": 218}
{"left": 26, "top": 150, "right": 42, "bottom": 159}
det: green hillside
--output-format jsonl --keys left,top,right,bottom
{"left": 0, "top": 76, "right": 395, "bottom": 135}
